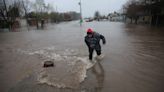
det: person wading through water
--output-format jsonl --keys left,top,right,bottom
{"left": 85, "top": 28, "right": 106, "bottom": 61}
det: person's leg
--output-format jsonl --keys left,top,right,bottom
{"left": 96, "top": 45, "right": 101, "bottom": 56}
{"left": 96, "top": 50, "right": 101, "bottom": 56}
{"left": 96, "top": 50, "right": 103, "bottom": 60}
{"left": 89, "top": 48, "right": 94, "bottom": 60}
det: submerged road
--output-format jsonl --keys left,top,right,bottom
{"left": 0, "top": 21, "right": 164, "bottom": 92}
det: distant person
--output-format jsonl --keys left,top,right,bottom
{"left": 85, "top": 28, "right": 106, "bottom": 61}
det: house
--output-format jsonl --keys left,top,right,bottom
{"left": 108, "top": 12, "right": 125, "bottom": 22}
{"left": 137, "top": 0, "right": 164, "bottom": 25}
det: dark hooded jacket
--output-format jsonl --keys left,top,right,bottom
{"left": 85, "top": 32, "right": 106, "bottom": 50}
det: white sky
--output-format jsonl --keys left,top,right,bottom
{"left": 31, "top": 0, "right": 128, "bottom": 17}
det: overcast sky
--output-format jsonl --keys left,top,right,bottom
{"left": 31, "top": 0, "right": 128, "bottom": 17}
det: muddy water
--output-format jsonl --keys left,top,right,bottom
{"left": 0, "top": 21, "right": 164, "bottom": 92}
{"left": 18, "top": 47, "right": 97, "bottom": 88}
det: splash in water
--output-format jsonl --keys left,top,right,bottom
{"left": 18, "top": 46, "right": 97, "bottom": 88}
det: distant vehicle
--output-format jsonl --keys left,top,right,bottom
{"left": 85, "top": 18, "right": 93, "bottom": 22}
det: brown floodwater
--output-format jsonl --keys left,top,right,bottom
{"left": 0, "top": 21, "right": 164, "bottom": 92}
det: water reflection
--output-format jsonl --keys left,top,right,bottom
{"left": 92, "top": 62, "right": 105, "bottom": 92}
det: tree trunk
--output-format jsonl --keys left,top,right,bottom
{"left": 36, "top": 20, "right": 39, "bottom": 29}
{"left": 156, "top": 15, "right": 159, "bottom": 26}
{"left": 135, "top": 18, "right": 138, "bottom": 24}
{"left": 130, "top": 18, "right": 132, "bottom": 23}
{"left": 22, "top": 1, "right": 30, "bottom": 31}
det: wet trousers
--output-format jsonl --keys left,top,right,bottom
{"left": 88, "top": 48, "right": 101, "bottom": 60}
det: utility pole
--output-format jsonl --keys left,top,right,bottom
{"left": 79, "top": 0, "right": 82, "bottom": 26}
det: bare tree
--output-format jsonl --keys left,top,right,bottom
{"left": 20, "top": 0, "right": 32, "bottom": 30}
{"left": 32, "top": 0, "right": 52, "bottom": 29}
{"left": 94, "top": 11, "right": 101, "bottom": 21}
{"left": 0, "top": 0, "right": 21, "bottom": 30}
{"left": 123, "top": 0, "right": 144, "bottom": 24}
{"left": 0, "top": 0, "right": 9, "bottom": 24}
{"left": 123, "top": 0, "right": 164, "bottom": 25}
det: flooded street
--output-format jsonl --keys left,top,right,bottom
{"left": 0, "top": 21, "right": 164, "bottom": 92}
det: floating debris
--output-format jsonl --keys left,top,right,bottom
{"left": 43, "top": 61, "right": 54, "bottom": 68}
